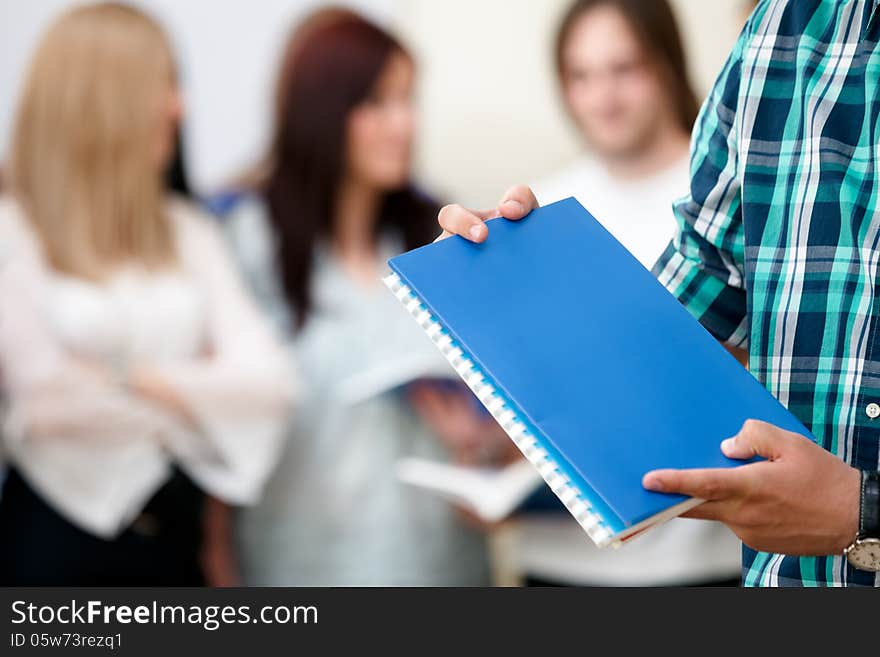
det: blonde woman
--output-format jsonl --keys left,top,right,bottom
{"left": 0, "top": 3, "right": 294, "bottom": 585}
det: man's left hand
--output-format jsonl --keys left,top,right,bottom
{"left": 642, "top": 419, "right": 861, "bottom": 556}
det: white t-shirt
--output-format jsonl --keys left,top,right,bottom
{"left": 514, "top": 154, "right": 743, "bottom": 586}
{"left": 533, "top": 155, "right": 685, "bottom": 269}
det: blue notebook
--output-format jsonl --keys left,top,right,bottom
{"left": 384, "top": 197, "right": 811, "bottom": 548}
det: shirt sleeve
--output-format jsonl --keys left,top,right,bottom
{"left": 151, "top": 203, "right": 297, "bottom": 505}
{"left": 651, "top": 15, "right": 757, "bottom": 349}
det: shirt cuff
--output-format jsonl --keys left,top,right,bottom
{"left": 653, "top": 245, "right": 749, "bottom": 347}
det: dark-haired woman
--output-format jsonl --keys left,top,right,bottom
{"left": 218, "top": 9, "right": 490, "bottom": 585}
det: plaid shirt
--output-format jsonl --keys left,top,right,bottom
{"left": 654, "top": 0, "right": 880, "bottom": 586}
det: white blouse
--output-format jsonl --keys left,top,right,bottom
{"left": 0, "top": 196, "right": 296, "bottom": 538}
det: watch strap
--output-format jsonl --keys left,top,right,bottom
{"left": 859, "top": 470, "right": 880, "bottom": 538}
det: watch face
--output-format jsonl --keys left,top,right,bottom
{"left": 846, "top": 538, "right": 880, "bottom": 572}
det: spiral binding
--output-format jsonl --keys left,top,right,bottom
{"left": 384, "top": 272, "right": 614, "bottom": 548}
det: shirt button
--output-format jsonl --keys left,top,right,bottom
{"left": 867, "top": 403, "right": 880, "bottom": 419}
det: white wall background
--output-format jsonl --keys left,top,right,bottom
{"left": 0, "top": 0, "right": 748, "bottom": 205}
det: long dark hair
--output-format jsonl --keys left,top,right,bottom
{"left": 264, "top": 8, "right": 437, "bottom": 331}
{"left": 555, "top": 0, "right": 699, "bottom": 135}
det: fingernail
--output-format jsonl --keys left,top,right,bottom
{"left": 503, "top": 199, "right": 524, "bottom": 212}
{"left": 643, "top": 474, "right": 664, "bottom": 492}
{"left": 721, "top": 438, "right": 736, "bottom": 454}
{"left": 469, "top": 224, "right": 485, "bottom": 240}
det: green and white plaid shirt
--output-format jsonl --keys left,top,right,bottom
{"left": 654, "top": 0, "right": 880, "bottom": 586}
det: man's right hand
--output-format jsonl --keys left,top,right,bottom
{"left": 436, "top": 185, "right": 540, "bottom": 243}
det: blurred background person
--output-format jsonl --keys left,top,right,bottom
{"left": 513, "top": 0, "right": 743, "bottom": 586}
{"left": 216, "top": 8, "right": 491, "bottom": 586}
{"left": 0, "top": 2, "right": 294, "bottom": 585}
{"left": 535, "top": 0, "right": 695, "bottom": 263}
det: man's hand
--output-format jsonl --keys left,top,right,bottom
{"left": 436, "top": 185, "right": 539, "bottom": 243}
{"left": 642, "top": 420, "right": 861, "bottom": 556}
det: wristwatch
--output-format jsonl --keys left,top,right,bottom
{"left": 844, "top": 470, "right": 880, "bottom": 572}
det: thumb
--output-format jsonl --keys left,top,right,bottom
{"left": 721, "top": 419, "right": 789, "bottom": 461}
{"left": 497, "top": 185, "right": 539, "bottom": 220}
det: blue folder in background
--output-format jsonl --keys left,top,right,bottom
{"left": 384, "top": 197, "right": 811, "bottom": 548}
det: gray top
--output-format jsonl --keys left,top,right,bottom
{"left": 223, "top": 196, "right": 489, "bottom": 586}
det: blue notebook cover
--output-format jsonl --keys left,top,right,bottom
{"left": 385, "top": 197, "right": 811, "bottom": 547}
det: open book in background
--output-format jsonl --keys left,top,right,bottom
{"left": 336, "top": 353, "right": 491, "bottom": 422}
{"left": 335, "top": 351, "right": 458, "bottom": 406}
{"left": 396, "top": 458, "right": 542, "bottom": 523}
{"left": 385, "top": 197, "right": 812, "bottom": 548}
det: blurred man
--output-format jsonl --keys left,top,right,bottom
{"left": 535, "top": 0, "right": 695, "bottom": 264}
{"left": 516, "top": 0, "right": 744, "bottom": 586}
